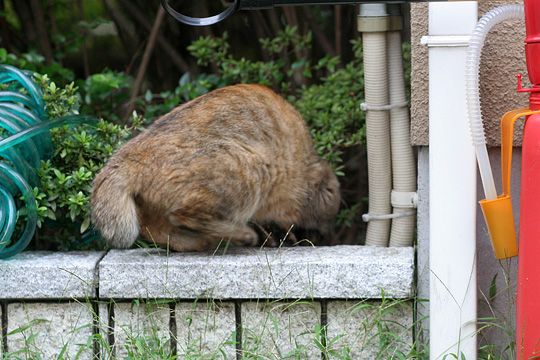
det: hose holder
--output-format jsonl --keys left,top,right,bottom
{"left": 362, "top": 211, "right": 416, "bottom": 222}
{"left": 362, "top": 191, "right": 417, "bottom": 222}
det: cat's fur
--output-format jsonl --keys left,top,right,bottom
{"left": 91, "top": 84, "right": 340, "bottom": 251}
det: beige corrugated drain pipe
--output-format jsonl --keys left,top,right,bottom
{"left": 359, "top": 4, "right": 392, "bottom": 246}
{"left": 387, "top": 5, "right": 417, "bottom": 247}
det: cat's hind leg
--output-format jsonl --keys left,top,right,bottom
{"left": 167, "top": 209, "right": 258, "bottom": 247}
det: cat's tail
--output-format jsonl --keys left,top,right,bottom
{"left": 91, "top": 163, "right": 139, "bottom": 248}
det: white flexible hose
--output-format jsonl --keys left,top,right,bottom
{"left": 388, "top": 31, "right": 417, "bottom": 247}
{"left": 466, "top": 4, "right": 524, "bottom": 200}
{"left": 364, "top": 31, "right": 392, "bottom": 247}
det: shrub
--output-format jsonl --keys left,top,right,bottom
{"left": 32, "top": 74, "right": 139, "bottom": 250}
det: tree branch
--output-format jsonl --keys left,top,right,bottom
{"left": 117, "top": 0, "right": 190, "bottom": 73}
{"left": 29, "top": 0, "right": 54, "bottom": 63}
{"left": 11, "top": 0, "right": 37, "bottom": 50}
{"left": 126, "top": 6, "right": 166, "bottom": 118}
{"left": 103, "top": 0, "right": 139, "bottom": 56}
{"left": 76, "top": 0, "right": 90, "bottom": 77}
{"left": 335, "top": 5, "right": 342, "bottom": 59}
{"left": 303, "top": 7, "right": 336, "bottom": 56}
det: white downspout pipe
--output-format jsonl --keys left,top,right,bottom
{"left": 422, "top": 2, "right": 478, "bottom": 359}
{"left": 359, "top": 4, "right": 392, "bottom": 247}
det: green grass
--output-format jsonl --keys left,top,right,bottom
{"left": 1, "top": 297, "right": 424, "bottom": 360}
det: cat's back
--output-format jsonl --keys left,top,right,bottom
{"left": 145, "top": 84, "right": 312, "bottom": 150}
{"left": 112, "top": 84, "right": 318, "bottom": 185}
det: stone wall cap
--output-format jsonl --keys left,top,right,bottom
{"left": 99, "top": 246, "right": 414, "bottom": 300}
{"left": 0, "top": 251, "right": 105, "bottom": 299}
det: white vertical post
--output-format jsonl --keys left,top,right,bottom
{"left": 423, "top": 2, "right": 478, "bottom": 359}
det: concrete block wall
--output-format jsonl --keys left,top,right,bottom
{"left": 0, "top": 246, "right": 415, "bottom": 359}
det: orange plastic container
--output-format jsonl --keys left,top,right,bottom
{"left": 479, "top": 108, "right": 540, "bottom": 259}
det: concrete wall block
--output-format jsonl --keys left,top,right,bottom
{"left": 0, "top": 252, "right": 105, "bottom": 299}
{"left": 99, "top": 247, "right": 414, "bottom": 299}
{"left": 241, "top": 301, "right": 322, "bottom": 359}
{"left": 6, "top": 302, "right": 94, "bottom": 359}
{"left": 175, "top": 301, "right": 236, "bottom": 359}
{"left": 416, "top": 146, "right": 429, "bottom": 341}
{"left": 113, "top": 301, "right": 172, "bottom": 359}
{"left": 326, "top": 300, "right": 413, "bottom": 359}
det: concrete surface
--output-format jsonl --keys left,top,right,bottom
{"left": 416, "top": 147, "right": 429, "bottom": 342}
{"left": 0, "top": 246, "right": 415, "bottom": 357}
{"left": 326, "top": 300, "right": 413, "bottom": 359}
{"left": 241, "top": 301, "right": 321, "bottom": 359}
{"left": 112, "top": 301, "right": 172, "bottom": 358}
{"left": 0, "top": 251, "right": 105, "bottom": 299}
{"left": 98, "top": 246, "right": 414, "bottom": 299}
{"left": 175, "top": 301, "right": 236, "bottom": 358}
{"left": 6, "top": 302, "right": 94, "bottom": 359}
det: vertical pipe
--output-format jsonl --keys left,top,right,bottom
{"left": 516, "top": 1, "right": 540, "bottom": 357}
{"left": 361, "top": 4, "right": 392, "bottom": 247}
{"left": 425, "top": 2, "right": 478, "bottom": 359}
{"left": 517, "top": 114, "right": 540, "bottom": 359}
{"left": 387, "top": 5, "right": 417, "bottom": 247}
{"left": 524, "top": 0, "right": 540, "bottom": 100}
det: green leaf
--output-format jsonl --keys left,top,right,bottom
{"left": 488, "top": 273, "right": 498, "bottom": 303}
{"left": 46, "top": 209, "right": 56, "bottom": 220}
{"left": 80, "top": 217, "right": 91, "bottom": 233}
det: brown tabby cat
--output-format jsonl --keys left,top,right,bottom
{"left": 91, "top": 84, "right": 340, "bottom": 251}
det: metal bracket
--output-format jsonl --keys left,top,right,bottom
{"left": 420, "top": 35, "right": 471, "bottom": 48}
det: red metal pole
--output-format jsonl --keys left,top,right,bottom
{"left": 516, "top": 0, "right": 540, "bottom": 358}
{"left": 517, "top": 114, "right": 540, "bottom": 358}
{"left": 525, "top": 0, "right": 540, "bottom": 107}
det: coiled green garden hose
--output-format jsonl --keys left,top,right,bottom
{"left": 0, "top": 65, "right": 94, "bottom": 259}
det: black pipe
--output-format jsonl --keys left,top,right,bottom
{"left": 161, "top": 0, "right": 444, "bottom": 26}
{"left": 242, "top": 0, "right": 412, "bottom": 7}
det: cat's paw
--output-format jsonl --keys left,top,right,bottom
{"left": 231, "top": 227, "right": 259, "bottom": 247}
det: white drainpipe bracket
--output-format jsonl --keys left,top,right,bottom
{"left": 421, "top": 35, "right": 471, "bottom": 47}
{"left": 360, "top": 101, "right": 408, "bottom": 112}
{"left": 391, "top": 190, "right": 418, "bottom": 209}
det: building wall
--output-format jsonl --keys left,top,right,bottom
{"left": 411, "top": 0, "right": 526, "bottom": 146}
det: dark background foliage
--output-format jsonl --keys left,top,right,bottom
{"left": 0, "top": 1, "right": 359, "bottom": 89}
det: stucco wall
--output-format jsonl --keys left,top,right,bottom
{"left": 411, "top": 0, "right": 527, "bottom": 146}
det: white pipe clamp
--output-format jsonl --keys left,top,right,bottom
{"left": 391, "top": 190, "right": 418, "bottom": 209}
